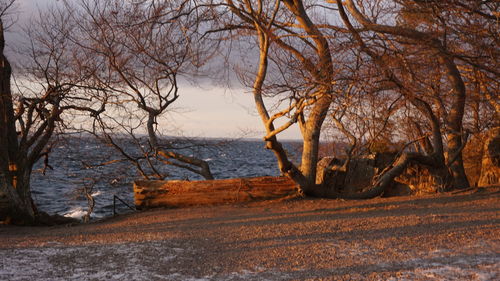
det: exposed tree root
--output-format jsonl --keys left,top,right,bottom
{"left": 304, "top": 152, "right": 454, "bottom": 199}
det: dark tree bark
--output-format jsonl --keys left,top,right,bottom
{"left": 0, "top": 20, "right": 36, "bottom": 223}
{"left": 478, "top": 127, "right": 500, "bottom": 186}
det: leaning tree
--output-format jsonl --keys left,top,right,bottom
{"left": 212, "top": 0, "right": 346, "bottom": 195}
{"left": 206, "top": 0, "right": 498, "bottom": 197}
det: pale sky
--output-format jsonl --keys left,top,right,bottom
{"left": 164, "top": 84, "right": 302, "bottom": 140}
{"left": 5, "top": 0, "right": 303, "bottom": 140}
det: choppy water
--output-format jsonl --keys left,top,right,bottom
{"left": 31, "top": 137, "right": 301, "bottom": 219}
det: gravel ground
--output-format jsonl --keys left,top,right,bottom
{"left": 0, "top": 187, "right": 499, "bottom": 280}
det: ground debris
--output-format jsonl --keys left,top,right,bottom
{"left": 1, "top": 186, "right": 499, "bottom": 280}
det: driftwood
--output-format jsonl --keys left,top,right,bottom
{"left": 134, "top": 176, "right": 300, "bottom": 209}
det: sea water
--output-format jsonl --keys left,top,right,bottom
{"left": 31, "top": 137, "right": 301, "bottom": 219}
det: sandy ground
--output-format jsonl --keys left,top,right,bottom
{"left": 0, "top": 187, "right": 499, "bottom": 280}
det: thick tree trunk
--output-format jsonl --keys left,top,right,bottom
{"left": 440, "top": 54, "right": 470, "bottom": 189}
{"left": 447, "top": 133, "right": 469, "bottom": 188}
{"left": 233, "top": 0, "right": 333, "bottom": 193}
{"left": 478, "top": 127, "right": 500, "bottom": 186}
{"left": 0, "top": 171, "right": 36, "bottom": 224}
{"left": 0, "top": 20, "right": 37, "bottom": 224}
{"left": 283, "top": 0, "right": 334, "bottom": 189}
{"left": 300, "top": 95, "right": 330, "bottom": 185}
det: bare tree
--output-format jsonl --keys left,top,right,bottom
{"left": 0, "top": 2, "right": 103, "bottom": 224}
{"left": 62, "top": 0, "right": 216, "bottom": 180}
{"left": 332, "top": 0, "right": 499, "bottom": 192}
{"left": 206, "top": 0, "right": 498, "bottom": 197}
{"left": 207, "top": 0, "right": 340, "bottom": 194}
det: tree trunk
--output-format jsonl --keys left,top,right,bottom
{"left": 478, "top": 127, "right": 500, "bottom": 186}
{"left": 341, "top": 0, "right": 470, "bottom": 190}
{"left": 0, "top": 170, "right": 36, "bottom": 224}
{"left": 282, "top": 0, "right": 334, "bottom": 189}
{"left": 447, "top": 132, "right": 469, "bottom": 188}
{"left": 300, "top": 94, "right": 331, "bottom": 185}
{"left": 440, "top": 54, "right": 470, "bottom": 189}
{"left": 0, "top": 20, "right": 37, "bottom": 224}
{"left": 247, "top": 9, "right": 309, "bottom": 189}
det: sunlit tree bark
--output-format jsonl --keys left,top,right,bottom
{"left": 335, "top": 0, "right": 494, "bottom": 189}
{"left": 220, "top": 0, "right": 336, "bottom": 192}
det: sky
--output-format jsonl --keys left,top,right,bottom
{"left": 4, "top": 0, "right": 303, "bottom": 140}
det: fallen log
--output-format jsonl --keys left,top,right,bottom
{"left": 133, "top": 176, "right": 300, "bottom": 209}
